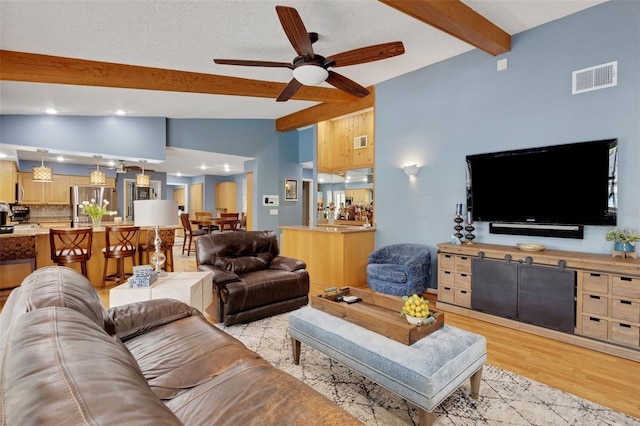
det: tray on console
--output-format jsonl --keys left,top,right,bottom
{"left": 310, "top": 287, "right": 444, "bottom": 345}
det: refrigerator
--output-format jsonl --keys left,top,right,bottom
{"left": 71, "top": 186, "right": 118, "bottom": 227}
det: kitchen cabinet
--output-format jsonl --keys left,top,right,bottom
{"left": 17, "top": 173, "right": 74, "bottom": 205}
{"left": 215, "top": 181, "right": 237, "bottom": 213}
{"left": 0, "top": 160, "right": 18, "bottom": 203}
{"left": 17, "top": 173, "right": 114, "bottom": 205}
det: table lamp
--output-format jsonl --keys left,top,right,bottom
{"left": 134, "top": 199, "right": 178, "bottom": 276}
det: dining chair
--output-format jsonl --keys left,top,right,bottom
{"left": 49, "top": 228, "right": 93, "bottom": 278}
{"left": 220, "top": 212, "right": 239, "bottom": 232}
{"left": 180, "top": 213, "right": 208, "bottom": 256}
{"left": 102, "top": 226, "right": 140, "bottom": 288}
{"left": 194, "top": 211, "right": 217, "bottom": 232}
{"left": 138, "top": 228, "right": 175, "bottom": 272}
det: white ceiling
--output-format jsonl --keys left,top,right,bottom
{"left": 0, "top": 0, "right": 606, "bottom": 175}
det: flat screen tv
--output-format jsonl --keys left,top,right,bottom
{"left": 466, "top": 139, "right": 618, "bottom": 229}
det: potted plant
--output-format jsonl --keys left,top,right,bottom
{"left": 605, "top": 228, "right": 640, "bottom": 253}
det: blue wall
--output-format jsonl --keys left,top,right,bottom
{"left": 374, "top": 1, "right": 640, "bottom": 288}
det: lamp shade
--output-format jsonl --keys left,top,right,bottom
{"left": 136, "top": 173, "right": 150, "bottom": 187}
{"left": 134, "top": 200, "right": 178, "bottom": 227}
{"left": 89, "top": 170, "right": 106, "bottom": 185}
{"left": 32, "top": 165, "right": 53, "bottom": 182}
{"left": 292, "top": 65, "right": 329, "bottom": 86}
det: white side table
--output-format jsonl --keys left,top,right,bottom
{"left": 109, "top": 271, "right": 213, "bottom": 313}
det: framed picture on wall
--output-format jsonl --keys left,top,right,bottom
{"left": 285, "top": 178, "right": 298, "bottom": 201}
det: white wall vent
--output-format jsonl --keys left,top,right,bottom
{"left": 572, "top": 61, "right": 617, "bottom": 94}
{"left": 354, "top": 135, "right": 368, "bottom": 149}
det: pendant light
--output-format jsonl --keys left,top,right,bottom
{"left": 89, "top": 155, "right": 106, "bottom": 185}
{"left": 136, "top": 160, "right": 150, "bottom": 187}
{"left": 32, "top": 149, "right": 53, "bottom": 182}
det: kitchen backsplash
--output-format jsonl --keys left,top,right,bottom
{"left": 28, "top": 205, "right": 71, "bottom": 219}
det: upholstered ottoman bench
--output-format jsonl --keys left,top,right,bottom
{"left": 288, "top": 306, "right": 487, "bottom": 426}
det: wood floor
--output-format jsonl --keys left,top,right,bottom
{"left": 95, "top": 249, "right": 638, "bottom": 420}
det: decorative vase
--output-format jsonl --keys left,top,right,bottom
{"left": 91, "top": 215, "right": 103, "bottom": 228}
{"left": 613, "top": 242, "right": 635, "bottom": 253}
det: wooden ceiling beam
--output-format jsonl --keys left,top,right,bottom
{"left": 379, "top": 0, "right": 511, "bottom": 56}
{"left": 0, "top": 50, "right": 355, "bottom": 103}
{"left": 275, "top": 87, "right": 375, "bottom": 132}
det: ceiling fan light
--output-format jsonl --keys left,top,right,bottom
{"left": 292, "top": 65, "right": 328, "bottom": 86}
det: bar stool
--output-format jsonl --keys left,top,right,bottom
{"left": 139, "top": 228, "right": 175, "bottom": 272}
{"left": 49, "top": 228, "right": 93, "bottom": 278}
{"left": 102, "top": 226, "right": 140, "bottom": 288}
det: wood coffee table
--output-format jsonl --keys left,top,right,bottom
{"left": 288, "top": 288, "right": 486, "bottom": 426}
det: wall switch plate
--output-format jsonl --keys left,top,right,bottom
{"left": 497, "top": 58, "right": 508, "bottom": 71}
{"left": 270, "top": 209, "right": 278, "bottom": 216}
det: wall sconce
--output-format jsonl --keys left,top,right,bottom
{"left": 32, "top": 149, "right": 53, "bottom": 182}
{"left": 403, "top": 164, "right": 420, "bottom": 178}
{"left": 136, "top": 160, "right": 150, "bottom": 187}
{"left": 89, "top": 155, "right": 106, "bottom": 185}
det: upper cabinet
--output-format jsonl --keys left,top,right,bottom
{"left": 317, "top": 109, "right": 374, "bottom": 172}
{"left": 16, "top": 172, "right": 115, "bottom": 205}
{"left": 0, "top": 160, "right": 18, "bottom": 203}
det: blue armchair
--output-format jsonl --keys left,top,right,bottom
{"left": 366, "top": 244, "right": 431, "bottom": 296}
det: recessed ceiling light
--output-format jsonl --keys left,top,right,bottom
{"left": 200, "top": 165, "right": 206, "bottom": 170}
{"left": 176, "top": 172, "right": 182, "bottom": 177}
{"left": 57, "top": 156, "right": 65, "bottom": 162}
{"left": 108, "top": 160, "right": 115, "bottom": 166}
{"left": 223, "top": 164, "right": 230, "bottom": 172}
{"left": 0, "top": 153, "right": 7, "bottom": 159}
{"left": 115, "top": 109, "right": 126, "bottom": 116}
{"left": 42, "top": 107, "right": 58, "bottom": 115}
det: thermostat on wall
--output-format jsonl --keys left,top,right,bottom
{"left": 263, "top": 195, "right": 279, "bottom": 206}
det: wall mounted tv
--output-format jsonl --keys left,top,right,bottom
{"left": 466, "top": 139, "right": 617, "bottom": 238}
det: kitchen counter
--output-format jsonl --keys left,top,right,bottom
{"left": 0, "top": 225, "right": 179, "bottom": 292}
{"left": 279, "top": 224, "right": 376, "bottom": 234}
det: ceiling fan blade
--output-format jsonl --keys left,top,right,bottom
{"left": 214, "top": 59, "right": 294, "bottom": 69}
{"left": 276, "top": 78, "right": 303, "bottom": 102}
{"left": 276, "top": 6, "right": 314, "bottom": 58}
{"left": 326, "top": 41, "right": 405, "bottom": 67}
{"left": 326, "top": 71, "right": 370, "bottom": 98}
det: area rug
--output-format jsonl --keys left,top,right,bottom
{"left": 219, "top": 313, "right": 639, "bottom": 426}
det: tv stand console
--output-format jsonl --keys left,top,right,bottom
{"left": 437, "top": 242, "right": 640, "bottom": 361}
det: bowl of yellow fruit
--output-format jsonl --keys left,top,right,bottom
{"left": 401, "top": 294, "right": 436, "bottom": 326}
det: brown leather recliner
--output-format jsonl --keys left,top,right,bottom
{"left": 196, "top": 230, "right": 309, "bottom": 325}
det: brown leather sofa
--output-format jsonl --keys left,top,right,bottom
{"left": 0, "top": 266, "right": 361, "bottom": 425}
{"left": 196, "top": 230, "right": 309, "bottom": 325}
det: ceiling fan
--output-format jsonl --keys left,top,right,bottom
{"left": 109, "top": 160, "right": 154, "bottom": 174}
{"left": 213, "top": 5, "right": 405, "bottom": 102}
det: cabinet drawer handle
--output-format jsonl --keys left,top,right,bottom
{"left": 460, "top": 290, "right": 468, "bottom": 294}
{"left": 589, "top": 295, "right": 601, "bottom": 300}
{"left": 589, "top": 317, "right": 600, "bottom": 322}
{"left": 444, "top": 271, "right": 451, "bottom": 275}
{"left": 619, "top": 323, "right": 632, "bottom": 328}
{"left": 460, "top": 274, "right": 468, "bottom": 277}
{"left": 444, "top": 287, "right": 452, "bottom": 290}
{"left": 460, "top": 256, "right": 468, "bottom": 260}
{"left": 620, "top": 300, "right": 632, "bottom": 305}
{"left": 621, "top": 277, "right": 632, "bottom": 282}
{"left": 590, "top": 273, "right": 601, "bottom": 277}
{"left": 444, "top": 255, "right": 452, "bottom": 259}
